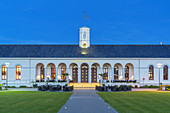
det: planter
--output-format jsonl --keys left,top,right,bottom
{"left": 63, "top": 86, "right": 74, "bottom": 91}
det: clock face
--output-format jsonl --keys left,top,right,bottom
{"left": 83, "top": 32, "right": 86, "bottom": 39}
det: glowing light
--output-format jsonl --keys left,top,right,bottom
{"left": 58, "top": 75, "right": 61, "bottom": 80}
{"left": 119, "top": 75, "right": 123, "bottom": 80}
{"left": 157, "top": 63, "right": 162, "bottom": 68}
{"left": 81, "top": 51, "right": 87, "bottom": 55}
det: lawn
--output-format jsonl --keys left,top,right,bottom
{"left": 97, "top": 91, "right": 170, "bottom": 113}
{"left": 0, "top": 91, "right": 72, "bottom": 113}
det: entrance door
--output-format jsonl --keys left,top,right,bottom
{"left": 81, "top": 64, "right": 88, "bottom": 83}
{"left": 91, "top": 65, "right": 97, "bottom": 83}
{"left": 72, "top": 65, "right": 78, "bottom": 83}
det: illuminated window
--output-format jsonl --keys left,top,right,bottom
{"left": 16, "top": 65, "right": 21, "bottom": 80}
{"left": 125, "top": 66, "right": 129, "bottom": 80}
{"left": 61, "top": 65, "right": 66, "bottom": 79}
{"left": 103, "top": 66, "right": 108, "bottom": 80}
{"left": 1, "top": 65, "right": 6, "bottom": 80}
{"left": 51, "top": 66, "right": 55, "bottom": 80}
{"left": 149, "top": 65, "right": 154, "bottom": 80}
{"left": 164, "top": 65, "right": 168, "bottom": 80}
{"left": 114, "top": 66, "right": 118, "bottom": 80}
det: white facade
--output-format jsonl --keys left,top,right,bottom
{"left": 0, "top": 58, "right": 170, "bottom": 86}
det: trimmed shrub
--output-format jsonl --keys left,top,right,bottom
{"left": 8, "top": 86, "right": 16, "bottom": 88}
{"left": 33, "top": 84, "right": 38, "bottom": 88}
{"left": 19, "top": 85, "right": 27, "bottom": 88}
{"left": 0, "top": 84, "right": 2, "bottom": 90}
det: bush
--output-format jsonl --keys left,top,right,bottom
{"left": 33, "top": 84, "right": 38, "bottom": 88}
{"left": 142, "top": 85, "right": 149, "bottom": 88}
{"left": 135, "top": 85, "right": 138, "bottom": 88}
{"left": 8, "top": 86, "right": 16, "bottom": 88}
{"left": 102, "top": 84, "right": 105, "bottom": 87}
{"left": 0, "top": 84, "right": 2, "bottom": 90}
{"left": 19, "top": 85, "right": 27, "bottom": 88}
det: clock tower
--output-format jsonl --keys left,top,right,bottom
{"left": 79, "top": 26, "right": 90, "bottom": 48}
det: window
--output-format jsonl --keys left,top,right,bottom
{"left": 125, "top": 66, "right": 129, "bottom": 80}
{"left": 16, "top": 65, "right": 21, "bottom": 80}
{"left": 149, "top": 65, "right": 154, "bottom": 80}
{"left": 114, "top": 66, "right": 118, "bottom": 80}
{"left": 103, "top": 66, "right": 108, "bottom": 80}
{"left": 1, "top": 65, "right": 6, "bottom": 80}
{"left": 164, "top": 65, "right": 168, "bottom": 80}
{"left": 51, "top": 66, "right": 55, "bottom": 80}
{"left": 61, "top": 65, "right": 66, "bottom": 79}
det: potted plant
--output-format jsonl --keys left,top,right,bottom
{"left": 62, "top": 73, "right": 70, "bottom": 84}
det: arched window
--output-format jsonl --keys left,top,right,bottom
{"left": 16, "top": 65, "right": 21, "bottom": 80}
{"left": 61, "top": 65, "right": 66, "bottom": 79}
{"left": 149, "top": 65, "right": 154, "bottom": 80}
{"left": 164, "top": 65, "right": 168, "bottom": 80}
{"left": 51, "top": 66, "right": 55, "bottom": 80}
{"left": 125, "top": 66, "right": 129, "bottom": 80}
{"left": 1, "top": 65, "right": 6, "bottom": 80}
{"left": 114, "top": 66, "right": 119, "bottom": 80}
{"left": 103, "top": 66, "right": 108, "bottom": 80}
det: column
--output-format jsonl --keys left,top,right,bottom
{"left": 100, "top": 67, "right": 103, "bottom": 86}
{"left": 66, "top": 67, "right": 69, "bottom": 84}
{"left": 44, "top": 66, "right": 47, "bottom": 82}
{"left": 112, "top": 67, "right": 114, "bottom": 82}
{"left": 55, "top": 67, "right": 58, "bottom": 82}
{"left": 78, "top": 64, "right": 81, "bottom": 83}
{"left": 122, "top": 67, "right": 125, "bottom": 80}
{"left": 88, "top": 65, "right": 91, "bottom": 83}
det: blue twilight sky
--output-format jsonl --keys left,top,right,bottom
{"left": 0, "top": 0, "right": 170, "bottom": 45}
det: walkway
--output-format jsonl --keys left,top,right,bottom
{"left": 58, "top": 89, "right": 118, "bottom": 113}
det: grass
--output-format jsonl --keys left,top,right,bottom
{"left": 0, "top": 91, "right": 72, "bottom": 113}
{"left": 97, "top": 91, "right": 170, "bottom": 113}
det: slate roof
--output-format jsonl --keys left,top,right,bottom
{"left": 0, "top": 45, "right": 170, "bottom": 58}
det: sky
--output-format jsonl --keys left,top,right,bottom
{"left": 0, "top": 0, "right": 170, "bottom": 45}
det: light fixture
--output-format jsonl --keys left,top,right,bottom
{"left": 157, "top": 63, "right": 162, "bottom": 68}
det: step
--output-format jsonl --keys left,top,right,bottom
{"left": 69, "top": 83, "right": 100, "bottom": 88}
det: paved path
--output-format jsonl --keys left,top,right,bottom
{"left": 58, "top": 89, "right": 118, "bottom": 113}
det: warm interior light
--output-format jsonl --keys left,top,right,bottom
{"left": 58, "top": 75, "right": 61, "bottom": 80}
{"left": 119, "top": 75, "right": 123, "bottom": 80}
{"left": 36, "top": 75, "right": 40, "bottom": 80}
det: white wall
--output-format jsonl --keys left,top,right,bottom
{"left": 0, "top": 58, "right": 169, "bottom": 86}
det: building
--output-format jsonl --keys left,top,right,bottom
{"left": 0, "top": 26, "right": 170, "bottom": 87}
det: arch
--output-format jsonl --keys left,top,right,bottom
{"left": 103, "top": 63, "right": 111, "bottom": 80}
{"left": 81, "top": 63, "right": 89, "bottom": 83}
{"left": 69, "top": 63, "right": 78, "bottom": 83}
{"left": 58, "top": 63, "right": 67, "bottom": 80}
{"left": 163, "top": 65, "right": 168, "bottom": 80}
{"left": 149, "top": 65, "right": 154, "bottom": 80}
{"left": 36, "top": 63, "right": 45, "bottom": 82}
{"left": 91, "top": 63, "right": 100, "bottom": 83}
{"left": 114, "top": 63, "right": 123, "bottom": 80}
{"left": 125, "top": 63, "right": 134, "bottom": 80}
{"left": 16, "top": 65, "right": 21, "bottom": 80}
{"left": 47, "top": 63, "right": 56, "bottom": 81}
{"left": 1, "top": 65, "right": 6, "bottom": 80}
